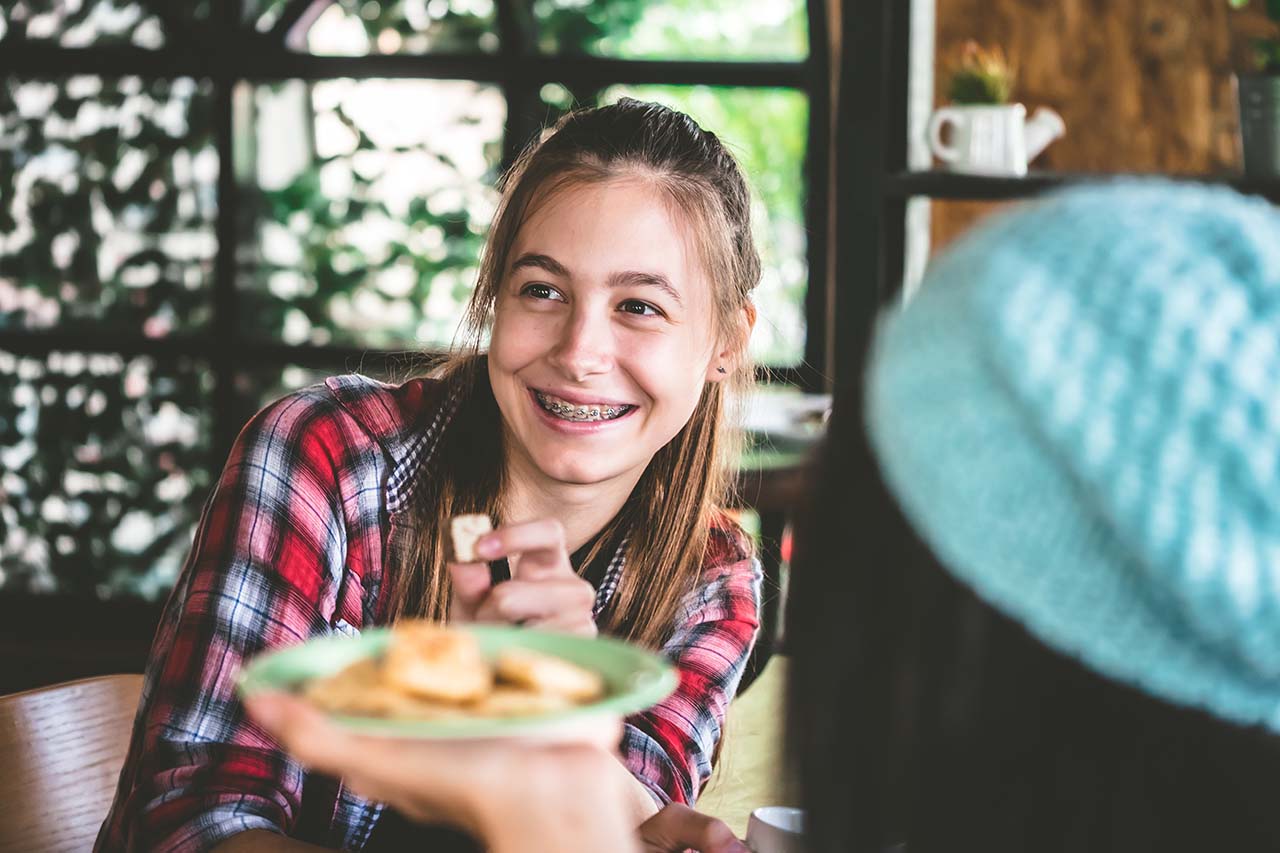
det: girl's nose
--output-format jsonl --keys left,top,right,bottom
{"left": 548, "top": 307, "right": 614, "bottom": 382}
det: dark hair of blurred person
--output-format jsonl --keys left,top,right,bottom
{"left": 787, "top": 180, "right": 1280, "bottom": 853}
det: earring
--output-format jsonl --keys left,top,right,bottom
{"left": 716, "top": 366, "right": 728, "bottom": 375}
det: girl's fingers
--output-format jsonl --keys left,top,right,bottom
{"left": 448, "top": 561, "right": 493, "bottom": 621}
{"left": 473, "top": 578, "right": 596, "bottom": 625}
{"left": 525, "top": 612, "right": 599, "bottom": 637}
{"left": 475, "top": 519, "right": 572, "bottom": 580}
{"left": 638, "top": 804, "right": 748, "bottom": 853}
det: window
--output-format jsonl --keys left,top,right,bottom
{"left": 0, "top": 0, "right": 828, "bottom": 600}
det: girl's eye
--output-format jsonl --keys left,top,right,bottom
{"left": 521, "top": 283, "right": 562, "bottom": 301}
{"left": 619, "top": 299, "right": 661, "bottom": 317}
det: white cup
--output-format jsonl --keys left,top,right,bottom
{"left": 746, "top": 806, "right": 806, "bottom": 853}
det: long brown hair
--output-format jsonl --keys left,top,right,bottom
{"left": 389, "top": 99, "right": 761, "bottom": 649}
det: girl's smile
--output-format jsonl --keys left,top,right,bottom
{"left": 528, "top": 388, "right": 638, "bottom": 426}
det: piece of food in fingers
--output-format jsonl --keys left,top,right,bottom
{"left": 495, "top": 646, "right": 606, "bottom": 703}
{"left": 449, "top": 514, "right": 493, "bottom": 563}
{"left": 383, "top": 622, "right": 494, "bottom": 703}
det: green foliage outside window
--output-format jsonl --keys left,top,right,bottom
{"left": 0, "top": 75, "right": 217, "bottom": 596}
{"left": 238, "top": 78, "right": 504, "bottom": 350}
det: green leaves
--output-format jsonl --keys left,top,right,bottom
{"left": 1230, "top": 0, "right": 1280, "bottom": 71}
{"left": 0, "top": 354, "right": 214, "bottom": 598}
{"left": 239, "top": 78, "right": 498, "bottom": 351}
{"left": 1256, "top": 39, "right": 1280, "bottom": 72}
{"left": 0, "top": 76, "right": 216, "bottom": 596}
{"left": 0, "top": 78, "right": 216, "bottom": 333}
{"left": 945, "top": 42, "right": 1015, "bottom": 105}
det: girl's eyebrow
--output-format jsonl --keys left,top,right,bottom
{"left": 608, "top": 270, "right": 682, "bottom": 305}
{"left": 510, "top": 252, "right": 568, "bottom": 277}
{"left": 511, "top": 252, "right": 683, "bottom": 305}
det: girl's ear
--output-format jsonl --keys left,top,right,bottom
{"left": 706, "top": 302, "right": 757, "bottom": 382}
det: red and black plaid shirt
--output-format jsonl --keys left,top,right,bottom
{"left": 96, "top": 375, "right": 761, "bottom": 852}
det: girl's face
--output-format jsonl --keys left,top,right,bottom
{"left": 488, "top": 178, "right": 729, "bottom": 494}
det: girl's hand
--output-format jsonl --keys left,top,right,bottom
{"left": 448, "top": 519, "right": 598, "bottom": 636}
{"left": 638, "top": 804, "right": 750, "bottom": 853}
{"left": 244, "top": 691, "right": 638, "bottom": 853}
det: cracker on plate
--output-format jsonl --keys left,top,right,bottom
{"left": 383, "top": 622, "right": 493, "bottom": 703}
{"left": 298, "top": 620, "right": 610, "bottom": 723}
{"left": 304, "top": 658, "right": 465, "bottom": 719}
{"left": 496, "top": 647, "right": 606, "bottom": 703}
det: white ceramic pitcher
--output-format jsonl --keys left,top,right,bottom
{"left": 926, "top": 103, "right": 1065, "bottom": 176}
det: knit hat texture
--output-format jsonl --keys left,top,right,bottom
{"left": 866, "top": 180, "right": 1280, "bottom": 730}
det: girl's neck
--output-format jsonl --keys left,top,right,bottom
{"left": 500, "top": 453, "right": 643, "bottom": 553}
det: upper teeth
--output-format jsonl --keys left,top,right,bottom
{"left": 536, "top": 393, "right": 629, "bottom": 422}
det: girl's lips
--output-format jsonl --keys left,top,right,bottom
{"left": 526, "top": 388, "right": 638, "bottom": 433}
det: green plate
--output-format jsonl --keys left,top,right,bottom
{"left": 237, "top": 625, "right": 678, "bottom": 739}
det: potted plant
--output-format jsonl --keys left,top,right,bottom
{"left": 1230, "top": 0, "right": 1280, "bottom": 176}
{"left": 947, "top": 40, "right": 1017, "bottom": 105}
{"left": 927, "top": 41, "right": 1065, "bottom": 177}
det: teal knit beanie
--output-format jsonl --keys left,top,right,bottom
{"left": 866, "top": 180, "right": 1280, "bottom": 731}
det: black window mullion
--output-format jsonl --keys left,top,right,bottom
{"left": 0, "top": 44, "right": 810, "bottom": 89}
{"left": 495, "top": 0, "right": 542, "bottom": 170}
{"left": 0, "top": 43, "right": 203, "bottom": 78}
{"left": 0, "top": 328, "right": 431, "bottom": 374}
{"left": 878, "top": 0, "right": 910, "bottom": 307}
{"left": 502, "top": 80, "right": 544, "bottom": 171}
{"left": 494, "top": 0, "right": 538, "bottom": 55}
{"left": 132, "top": 0, "right": 210, "bottom": 55}
{"left": 211, "top": 0, "right": 246, "bottom": 470}
{"left": 802, "top": 0, "right": 832, "bottom": 392}
{"left": 833, "top": 0, "right": 895, "bottom": 387}
{"left": 526, "top": 57, "right": 808, "bottom": 89}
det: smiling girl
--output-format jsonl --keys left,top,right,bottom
{"left": 97, "top": 99, "right": 763, "bottom": 852}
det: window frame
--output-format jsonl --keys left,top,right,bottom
{"left": 0, "top": 0, "right": 831, "bottom": 469}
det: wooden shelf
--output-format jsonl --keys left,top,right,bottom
{"left": 886, "top": 171, "right": 1280, "bottom": 204}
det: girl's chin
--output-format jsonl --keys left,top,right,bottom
{"left": 536, "top": 460, "right": 624, "bottom": 487}
{"left": 525, "top": 448, "right": 642, "bottom": 489}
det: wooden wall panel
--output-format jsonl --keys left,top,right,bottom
{"left": 930, "top": 0, "right": 1278, "bottom": 250}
